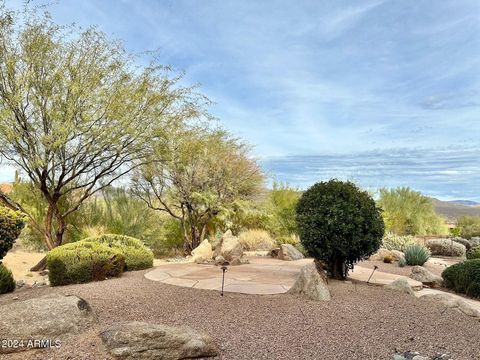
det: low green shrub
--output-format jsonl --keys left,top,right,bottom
{"left": 404, "top": 244, "right": 430, "bottom": 265}
{"left": 398, "top": 258, "right": 407, "bottom": 267}
{"left": 0, "top": 264, "right": 15, "bottom": 294}
{"left": 82, "top": 234, "right": 154, "bottom": 271}
{"left": 426, "top": 239, "right": 466, "bottom": 257}
{"left": 47, "top": 242, "right": 125, "bottom": 286}
{"left": 0, "top": 207, "right": 26, "bottom": 260}
{"left": 382, "top": 233, "right": 418, "bottom": 251}
{"left": 466, "top": 246, "right": 480, "bottom": 260}
{"left": 238, "top": 229, "right": 276, "bottom": 251}
{"left": 442, "top": 259, "right": 480, "bottom": 298}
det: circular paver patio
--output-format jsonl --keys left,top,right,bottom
{"left": 145, "top": 256, "right": 424, "bottom": 294}
{"left": 145, "top": 257, "right": 313, "bottom": 294}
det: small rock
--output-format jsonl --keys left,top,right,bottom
{"left": 15, "top": 280, "right": 25, "bottom": 289}
{"left": 214, "top": 255, "right": 228, "bottom": 266}
{"left": 410, "top": 266, "right": 443, "bottom": 288}
{"left": 420, "top": 293, "right": 480, "bottom": 318}
{"left": 39, "top": 270, "right": 49, "bottom": 276}
{"left": 412, "top": 356, "right": 429, "bottom": 360}
{"left": 0, "top": 294, "right": 95, "bottom": 354}
{"left": 100, "top": 321, "right": 218, "bottom": 360}
{"left": 268, "top": 248, "right": 280, "bottom": 258}
{"left": 278, "top": 244, "right": 304, "bottom": 261}
{"left": 288, "top": 262, "right": 330, "bottom": 301}
{"left": 191, "top": 239, "right": 213, "bottom": 264}
{"left": 385, "top": 277, "right": 415, "bottom": 296}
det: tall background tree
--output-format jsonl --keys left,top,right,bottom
{"left": 0, "top": 6, "right": 206, "bottom": 268}
{"left": 132, "top": 126, "right": 264, "bottom": 252}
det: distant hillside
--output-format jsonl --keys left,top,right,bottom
{"left": 433, "top": 198, "right": 480, "bottom": 223}
{"left": 447, "top": 200, "right": 480, "bottom": 206}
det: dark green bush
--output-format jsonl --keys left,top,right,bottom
{"left": 296, "top": 180, "right": 385, "bottom": 279}
{"left": 442, "top": 259, "right": 480, "bottom": 298}
{"left": 82, "top": 234, "right": 154, "bottom": 271}
{"left": 47, "top": 241, "right": 125, "bottom": 286}
{"left": 404, "top": 244, "right": 430, "bottom": 265}
{"left": 0, "top": 264, "right": 15, "bottom": 294}
{"left": 0, "top": 207, "right": 26, "bottom": 260}
{"left": 466, "top": 246, "right": 480, "bottom": 260}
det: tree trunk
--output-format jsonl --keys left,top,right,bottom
{"left": 329, "top": 256, "right": 346, "bottom": 280}
{"left": 30, "top": 256, "right": 47, "bottom": 272}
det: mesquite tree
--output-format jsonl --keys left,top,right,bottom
{"left": 0, "top": 7, "right": 203, "bottom": 268}
{"left": 132, "top": 127, "right": 264, "bottom": 252}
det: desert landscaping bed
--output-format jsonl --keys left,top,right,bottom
{"left": 1, "top": 270, "right": 479, "bottom": 360}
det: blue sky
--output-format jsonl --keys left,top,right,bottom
{"left": 1, "top": 0, "right": 480, "bottom": 200}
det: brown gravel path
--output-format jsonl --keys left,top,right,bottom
{"left": 1, "top": 270, "right": 479, "bottom": 360}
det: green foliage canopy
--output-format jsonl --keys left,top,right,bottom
{"left": 296, "top": 180, "right": 384, "bottom": 279}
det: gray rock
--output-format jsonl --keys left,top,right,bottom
{"left": 214, "top": 255, "right": 228, "bottom": 266}
{"left": 410, "top": 266, "right": 443, "bottom": 288}
{"left": 420, "top": 293, "right": 480, "bottom": 318}
{"left": 412, "top": 356, "right": 430, "bottom": 360}
{"left": 278, "top": 244, "right": 305, "bottom": 261}
{"left": 100, "top": 321, "right": 218, "bottom": 360}
{"left": 268, "top": 248, "right": 280, "bottom": 258}
{"left": 0, "top": 294, "right": 95, "bottom": 353}
{"left": 288, "top": 262, "right": 330, "bottom": 301}
{"left": 384, "top": 277, "right": 415, "bottom": 296}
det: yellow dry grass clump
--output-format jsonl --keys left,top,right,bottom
{"left": 238, "top": 229, "right": 276, "bottom": 251}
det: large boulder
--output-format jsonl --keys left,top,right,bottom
{"left": 420, "top": 293, "right": 480, "bottom": 318}
{"left": 384, "top": 277, "right": 415, "bottom": 296}
{"left": 409, "top": 266, "right": 443, "bottom": 288}
{"left": 278, "top": 244, "right": 304, "bottom": 261}
{"left": 0, "top": 294, "right": 95, "bottom": 353}
{"left": 191, "top": 239, "right": 213, "bottom": 264}
{"left": 213, "top": 230, "right": 244, "bottom": 262}
{"left": 100, "top": 321, "right": 218, "bottom": 360}
{"left": 288, "top": 262, "right": 330, "bottom": 301}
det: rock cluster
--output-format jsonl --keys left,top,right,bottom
{"left": 269, "top": 244, "right": 305, "bottom": 261}
{"left": 393, "top": 351, "right": 451, "bottom": 360}
{"left": 420, "top": 293, "right": 480, "bottom": 318}
{"left": 191, "top": 231, "right": 248, "bottom": 266}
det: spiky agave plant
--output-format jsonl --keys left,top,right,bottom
{"left": 404, "top": 244, "right": 430, "bottom": 266}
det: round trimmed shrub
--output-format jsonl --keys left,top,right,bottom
{"left": 82, "top": 234, "right": 154, "bottom": 271}
{"left": 0, "top": 207, "right": 26, "bottom": 260}
{"left": 426, "top": 239, "right": 466, "bottom": 257}
{"left": 296, "top": 180, "right": 385, "bottom": 279}
{"left": 442, "top": 259, "right": 480, "bottom": 298}
{"left": 0, "top": 264, "right": 15, "bottom": 294}
{"left": 382, "top": 232, "right": 417, "bottom": 251}
{"left": 467, "top": 246, "right": 480, "bottom": 260}
{"left": 47, "top": 242, "right": 125, "bottom": 286}
{"left": 404, "top": 244, "right": 430, "bottom": 265}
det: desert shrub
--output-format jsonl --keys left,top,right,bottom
{"left": 82, "top": 234, "right": 153, "bottom": 271}
{"left": 470, "top": 237, "right": 480, "bottom": 247}
{"left": 383, "top": 255, "right": 394, "bottom": 263}
{"left": 382, "top": 233, "right": 418, "bottom": 251}
{"left": 452, "top": 237, "right": 472, "bottom": 251}
{"left": 47, "top": 241, "right": 125, "bottom": 286}
{"left": 238, "top": 229, "right": 276, "bottom": 251}
{"left": 404, "top": 244, "right": 430, "bottom": 266}
{"left": 276, "top": 234, "right": 300, "bottom": 246}
{"left": 377, "top": 187, "right": 448, "bottom": 236}
{"left": 296, "top": 180, "right": 384, "bottom": 279}
{"left": 426, "top": 239, "right": 466, "bottom": 257}
{"left": 442, "top": 259, "right": 480, "bottom": 298}
{"left": 467, "top": 246, "right": 480, "bottom": 260}
{"left": 398, "top": 258, "right": 407, "bottom": 267}
{"left": 146, "top": 218, "right": 184, "bottom": 258}
{"left": 457, "top": 216, "right": 480, "bottom": 239}
{"left": 0, "top": 264, "right": 15, "bottom": 294}
{"left": 0, "top": 207, "right": 26, "bottom": 260}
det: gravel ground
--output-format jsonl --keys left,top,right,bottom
{"left": 1, "top": 270, "right": 480, "bottom": 360}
